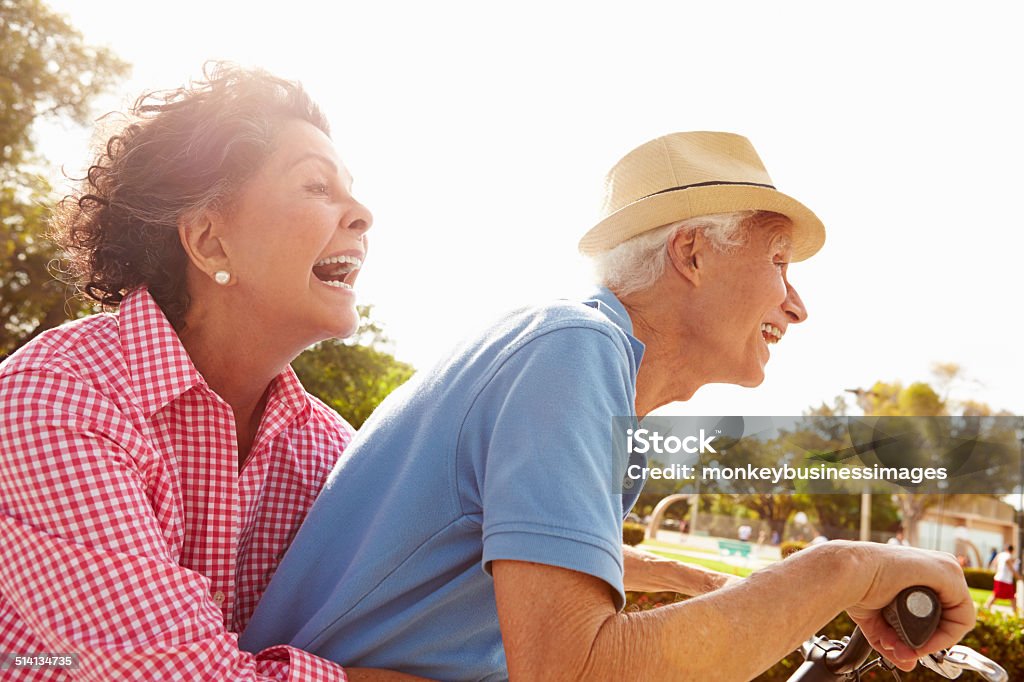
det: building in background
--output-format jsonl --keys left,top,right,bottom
{"left": 916, "top": 496, "right": 1018, "bottom": 567}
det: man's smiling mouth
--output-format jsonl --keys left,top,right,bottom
{"left": 761, "top": 323, "right": 783, "bottom": 344}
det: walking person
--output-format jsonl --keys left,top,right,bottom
{"left": 984, "top": 544, "right": 1022, "bottom": 617}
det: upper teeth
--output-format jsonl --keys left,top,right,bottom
{"left": 315, "top": 255, "right": 362, "bottom": 268}
{"left": 761, "top": 323, "right": 783, "bottom": 343}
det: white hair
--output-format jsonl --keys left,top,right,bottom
{"left": 592, "top": 210, "right": 762, "bottom": 296}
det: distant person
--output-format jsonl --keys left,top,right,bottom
{"left": 737, "top": 524, "right": 752, "bottom": 542}
{"left": 988, "top": 547, "right": 999, "bottom": 566}
{"left": 985, "top": 544, "right": 1022, "bottom": 617}
{"left": 887, "top": 530, "right": 910, "bottom": 546}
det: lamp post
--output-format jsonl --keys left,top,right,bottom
{"left": 1017, "top": 424, "right": 1023, "bottom": 571}
{"left": 845, "top": 387, "right": 879, "bottom": 542}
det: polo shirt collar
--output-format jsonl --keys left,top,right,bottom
{"left": 586, "top": 287, "right": 646, "bottom": 362}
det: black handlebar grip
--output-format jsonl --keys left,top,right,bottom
{"left": 881, "top": 586, "right": 941, "bottom": 650}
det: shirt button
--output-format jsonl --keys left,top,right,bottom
{"left": 212, "top": 591, "right": 225, "bottom": 605}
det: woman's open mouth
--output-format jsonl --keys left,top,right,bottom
{"left": 312, "top": 254, "right": 362, "bottom": 290}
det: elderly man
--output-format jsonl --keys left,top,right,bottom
{"left": 241, "top": 132, "right": 973, "bottom": 681}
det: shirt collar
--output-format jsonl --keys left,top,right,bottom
{"left": 261, "top": 364, "right": 313, "bottom": 433}
{"left": 119, "top": 288, "right": 311, "bottom": 426}
{"left": 584, "top": 287, "right": 646, "bottom": 362}
{"left": 119, "top": 288, "right": 205, "bottom": 418}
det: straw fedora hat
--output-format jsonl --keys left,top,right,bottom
{"left": 579, "top": 131, "right": 825, "bottom": 260}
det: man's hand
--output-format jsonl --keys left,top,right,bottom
{"left": 846, "top": 544, "right": 975, "bottom": 672}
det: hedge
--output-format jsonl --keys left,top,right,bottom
{"left": 780, "top": 540, "right": 808, "bottom": 558}
{"left": 963, "top": 567, "right": 996, "bottom": 591}
{"left": 622, "top": 522, "right": 646, "bottom": 546}
{"left": 757, "top": 608, "right": 1023, "bottom": 681}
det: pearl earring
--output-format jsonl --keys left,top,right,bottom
{"left": 214, "top": 271, "right": 231, "bottom": 285}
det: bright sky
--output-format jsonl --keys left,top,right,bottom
{"left": 38, "top": 0, "right": 1024, "bottom": 419}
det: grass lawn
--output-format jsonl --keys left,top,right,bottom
{"left": 969, "top": 587, "right": 1003, "bottom": 608}
{"left": 644, "top": 546, "right": 756, "bottom": 577}
{"left": 642, "top": 538, "right": 724, "bottom": 556}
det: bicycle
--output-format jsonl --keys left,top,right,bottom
{"left": 787, "top": 586, "right": 1008, "bottom": 681}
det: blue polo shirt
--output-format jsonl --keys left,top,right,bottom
{"left": 240, "top": 288, "right": 645, "bottom": 681}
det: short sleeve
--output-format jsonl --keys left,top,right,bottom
{"left": 469, "top": 324, "right": 634, "bottom": 610}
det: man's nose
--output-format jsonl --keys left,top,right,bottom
{"left": 783, "top": 280, "right": 807, "bottom": 323}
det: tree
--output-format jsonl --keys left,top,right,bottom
{"left": 841, "top": 367, "right": 1014, "bottom": 547}
{"left": 291, "top": 305, "right": 415, "bottom": 429}
{"left": 787, "top": 400, "right": 902, "bottom": 540}
{"left": 0, "top": 171, "right": 95, "bottom": 356}
{"left": 734, "top": 492, "right": 811, "bottom": 541}
{"left": 1, "top": 0, "right": 129, "bottom": 356}
{"left": 2, "top": 0, "right": 129, "bottom": 170}
{"left": 703, "top": 432, "right": 814, "bottom": 540}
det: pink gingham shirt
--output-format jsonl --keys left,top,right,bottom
{"left": 0, "top": 288, "right": 352, "bottom": 680}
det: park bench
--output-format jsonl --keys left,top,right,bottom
{"left": 718, "top": 539, "right": 752, "bottom": 558}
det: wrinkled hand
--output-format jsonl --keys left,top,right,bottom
{"left": 847, "top": 545, "right": 975, "bottom": 672}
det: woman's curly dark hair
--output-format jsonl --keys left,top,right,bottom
{"left": 51, "top": 62, "right": 330, "bottom": 326}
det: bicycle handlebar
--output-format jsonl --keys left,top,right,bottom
{"left": 788, "top": 586, "right": 942, "bottom": 681}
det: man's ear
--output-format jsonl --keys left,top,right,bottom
{"left": 178, "top": 208, "right": 231, "bottom": 282}
{"left": 666, "top": 228, "right": 703, "bottom": 286}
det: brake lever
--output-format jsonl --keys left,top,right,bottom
{"left": 919, "top": 650, "right": 963, "bottom": 679}
{"left": 938, "top": 645, "right": 1008, "bottom": 682}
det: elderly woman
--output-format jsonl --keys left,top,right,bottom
{"left": 241, "top": 132, "right": 974, "bottom": 681}
{"left": 0, "top": 65, "right": 421, "bottom": 681}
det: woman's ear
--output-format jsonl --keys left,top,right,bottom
{"left": 178, "top": 208, "right": 231, "bottom": 283}
{"left": 666, "top": 228, "right": 704, "bottom": 286}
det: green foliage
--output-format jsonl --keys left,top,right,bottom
{"left": 858, "top": 378, "right": 947, "bottom": 418}
{"left": 291, "top": 306, "right": 415, "bottom": 429}
{"left": 1, "top": 0, "right": 129, "bottom": 356}
{"left": 755, "top": 609, "right": 1023, "bottom": 681}
{"left": 1, "top": 0, "right": 130, "bottom": 169}
{"left": 897, "top": 381, "right": 945, "bottom": 417}
{"left": 805, "top": 492, "right": 900, "bottom": 540}
{"left": 622, "top": 522, "right": 646, "bottom": 546}
{"left": 963, "top": 568, "right": 996, "bottom": 591}
{"left": 0, "top": 174, "right": 96, "bottom": 356}
{"left": 734, "top": 493, "right": 811, "bottom": 538}
{"left": 780, "top": 540, "right": 807, "bottom": 558}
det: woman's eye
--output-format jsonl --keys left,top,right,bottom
{"left": 305, "top": 181, "right": 329, "bottom": 195}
